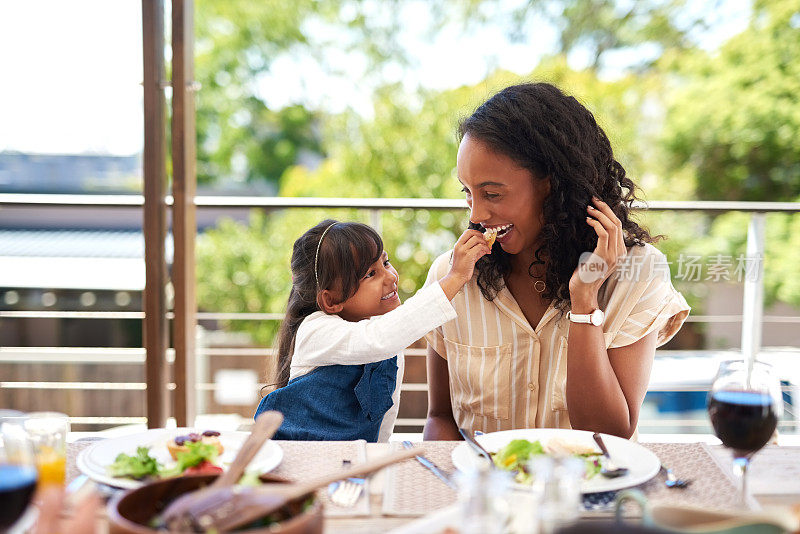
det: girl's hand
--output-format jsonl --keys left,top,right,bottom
{"left": 569, "top": 197, "right": 627, "bottom": 309}
{"left": 439, "top": 229, "right": 491, "bottom": 300}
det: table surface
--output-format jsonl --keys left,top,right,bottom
{"left": 65, "top": 439, "right": 800, "bottom": 534}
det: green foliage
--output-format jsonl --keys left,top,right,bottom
{"left": 657, "top": 0, "right": 800, "bottom": 308}
{"left": 661, "top": 0, "right": 800, "bottom": 202}
{"left": 193, "top": 0, "right": 409, "bottom": 187}
{"left": 194, "top": 0, "right": 321, "bottom": 187}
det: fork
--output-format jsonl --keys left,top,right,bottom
{"left": 328, "top": 460, "right": 366, "bottom": 507}
{"left": 662, "top": 464, "right": 691, "bottom": 488}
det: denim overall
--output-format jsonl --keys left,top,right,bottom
{"left": 254, "top": 356, "right": 397, "bottom": 442}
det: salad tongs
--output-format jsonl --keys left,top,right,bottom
{"left": 166, "top": 447, "right": 425, "bottom": 532}
{"left": 160, "top": 410, "right": 284, "bottom": 529}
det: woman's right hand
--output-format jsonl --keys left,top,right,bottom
{"left": 439, "top": 229, "right": 491, "bottom": 300}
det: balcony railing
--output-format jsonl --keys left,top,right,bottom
{"left": 2, "top": 194, "right": 799, "bottom": 432}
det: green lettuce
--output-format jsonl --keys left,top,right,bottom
{"left": 107, "top": 446, "right": 161, "bottom": 479}
{"left": 158, "top": 441, "right": 220, "bottom": 477}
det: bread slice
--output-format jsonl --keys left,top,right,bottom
{"left": 484, "top": 229, "right": 497, "bottom": 247}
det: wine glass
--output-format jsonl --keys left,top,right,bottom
{"left": 0, "top": 418, "right": 38, "bottom": 533}
{"left": 707, "top": 359, "right": 782, "bottom": 505}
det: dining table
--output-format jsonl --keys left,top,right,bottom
{"left": 64, "top": 437, "right": 800, "bottom": 533}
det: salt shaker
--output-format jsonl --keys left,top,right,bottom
{"left": 455, "top": 465, "right": 512, "bottom": 534}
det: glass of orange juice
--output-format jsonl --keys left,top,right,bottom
{"left": 23, "top": 412, "right": 69, "bottom": 486}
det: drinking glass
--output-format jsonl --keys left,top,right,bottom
{"left": 23, "top": 412, "right": 70, "bottom": 486}
{"left": 707, "top": 359, "right": 782, "bottom": 505}
{"left": 0, "top": 419, "right": 38, "bottom": 532}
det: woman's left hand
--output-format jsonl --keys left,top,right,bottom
{"left": 568, "top": 197, "right": 627, "bottom": 306}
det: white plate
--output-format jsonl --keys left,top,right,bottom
{"left": 451, "top": 428, "right": 660, "bottom": 493}
{"left": 76, "top": 428, "right": 283, "bottom": 489}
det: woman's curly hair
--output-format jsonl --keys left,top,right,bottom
{"left": 459, "top": 82, "right": 657, "bottom": 310}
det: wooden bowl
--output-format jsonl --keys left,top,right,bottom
{"left": 107, "top": 474, "right": 323, "bottom": 533}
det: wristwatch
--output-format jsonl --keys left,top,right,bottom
{"left": 567, "top": 308, "right": 604, "bottom": 326}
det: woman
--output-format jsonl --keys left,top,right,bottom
{"left": 423, "top": 82, "right": 690, "bottom": 440}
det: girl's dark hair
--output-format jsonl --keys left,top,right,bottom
{"left": 269, "top": 219, "right": 383, "bottom": 389}
{"left": 458, "top": 82, "right": 656, "bottom": 309}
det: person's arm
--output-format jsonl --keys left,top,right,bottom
{"left": 565, "top": 196, "right": 655, "bottom": 438}
{"left": 423, "top": 345, "right": 460, "bottom": 440}
{"left": 294, "top": 283, "right": 457, "bottom": 368}
{"left": 566, "top": 314, "right": 656, "bottom": 438}
{"left": 296, "top": 229, "right": 490, "bottom": 368}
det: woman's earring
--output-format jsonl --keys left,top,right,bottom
{"left": 533, "top": 280, "right": 546, "bottom": 293}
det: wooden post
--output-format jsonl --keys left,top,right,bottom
{"left": 171, "top": 0, "right": 197, "bottom": 427}
{"left": 142, "top": 0, "right": 169, "bottom": 428}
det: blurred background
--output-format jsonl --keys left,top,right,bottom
{"left": 1, "top": 0, "right": 798, "bottom": 438}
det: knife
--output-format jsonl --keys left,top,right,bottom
{"left": 401, "top": 441, "right": 457, "bottom": 490}
{"left": 458, "top": 427, "right": 495, "bottom": 468}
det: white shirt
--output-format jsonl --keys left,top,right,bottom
{"left": 290, "top": 281, "right": 458, "bottom": 441}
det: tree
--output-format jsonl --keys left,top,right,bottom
{"left": 659, "top": 0, "right": 800, "bottom": 307}
{"left": 662, "top": 0, "right": 800, "bottom": 202}
{"left": 435, "top": 0, "right": 710, "bottom": 72}
{"left": 193, "top": 0, "right": 409, "bottom": 187}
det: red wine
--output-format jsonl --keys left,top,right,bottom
{"left": 0, "top": 464, "right": 37, "bottom": 529}
{"left": 708, "top": 390, "right": 777, "bottom": 457}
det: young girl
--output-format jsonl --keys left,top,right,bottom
{"left": 255, "top": 219, "right": 490, "bottom": 442}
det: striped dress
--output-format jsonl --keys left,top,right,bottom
{"left": 423, "top": 242, "right": 690, "bottom": 434}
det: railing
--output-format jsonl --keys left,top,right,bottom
{"left": 2, "top": 194, "right": 800, "bottom": 431}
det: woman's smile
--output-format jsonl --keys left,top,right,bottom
{"left": 483, "top": 223, "right": 514, "bottom": 244}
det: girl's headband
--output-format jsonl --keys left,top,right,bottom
{"left": 314, "top": 222, "right": 337, "bottom": 288}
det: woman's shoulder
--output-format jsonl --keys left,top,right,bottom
{"left": 599, "top": 243, "right": 667, "bottom": 300}
{"left": 617, "top": 242, "right": 670, "bottom": 280}
{"left": 427, "top": 250, "right": 454, "bottom": 278}
{"left": 627, "top": 241, "right": 666, "bottom": 260}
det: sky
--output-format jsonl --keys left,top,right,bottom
{"left": 0, "top": 0, "right": 752, "bottom": 156}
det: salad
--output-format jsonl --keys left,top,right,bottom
{"left": 490, "top": 438, "right": 602, "bottom": 484}
{"left": 107, "top": 441, "right": 223, "bottom": 480}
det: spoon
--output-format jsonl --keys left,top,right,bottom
{"left": 592, "top": 432, "right": 629, "bottom": 478}
{"left": 171, "top": 447, "right": 425, "bottom": 532}
{"left": 160, "top": 410, "right": 284, "bottom": 527}
{"left": 458, "top": 427, "right": 495, "bottom": 469}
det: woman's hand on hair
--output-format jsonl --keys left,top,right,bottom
{"left": 440, "top": 229, "right": 491, "bottom": 300}
{"left": 569, "top": 197, "right": 627, "bottom": 311}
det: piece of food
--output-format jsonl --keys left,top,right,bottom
{"left": 489, "top": 438, "right": 603, "bottom": 485}
{"left": 160, "top": 441, "right": 222, "bottom": 478}
{"left": 107, "top": 446, "right": 161, "bottom": 480}
{"left": 490, "top": 439, "right": 545, "bottom": 484}
{"left": 484, "top": 228, "right": 497, "bottom": 247}
{"left": 166, "top": 430, "right": 223, "bottom": 460}
{"left": 183, "top": 459, "right": 224, "bottom": 475}
{"left": 543, "top": 437, "right": 599, "bottom": 457}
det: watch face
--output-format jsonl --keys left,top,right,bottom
{"left": 590, "top": 309, "right": 604, "bottom": 326}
